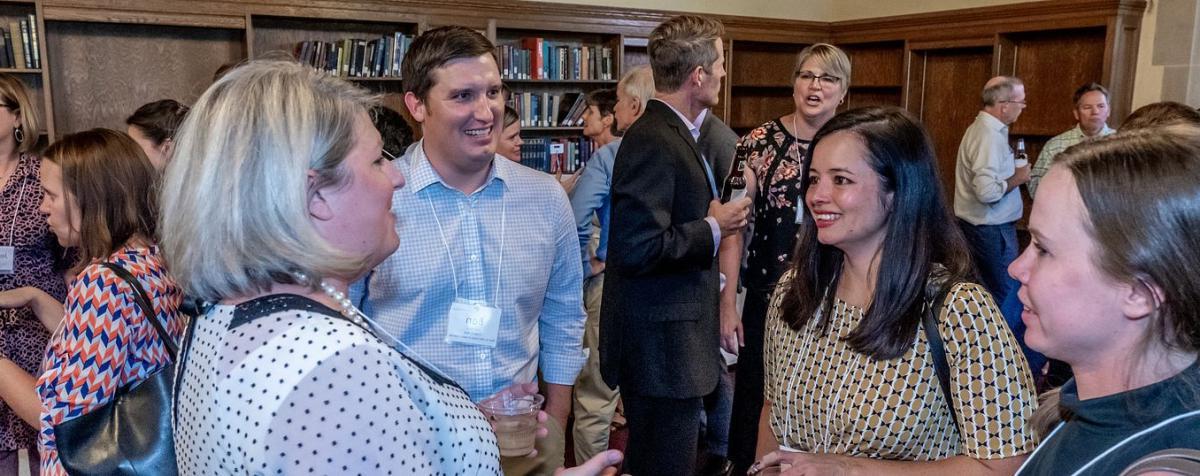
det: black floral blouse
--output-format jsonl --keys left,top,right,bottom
{"left": 737, "top": 118, "right": 810, "bottom": 291}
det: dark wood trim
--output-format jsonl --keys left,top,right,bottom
{"left": 834, "top": 0, "right": 1144, "bottom": 42}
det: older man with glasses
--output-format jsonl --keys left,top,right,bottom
{"left": 953, "top": 75, "right": 1029, "bottom": 347}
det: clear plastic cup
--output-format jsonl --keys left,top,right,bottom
{"left": 480, "top": 393, "right": 544, "bottom": 457}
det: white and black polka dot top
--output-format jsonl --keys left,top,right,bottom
{"left": 173, "top": 294, "right": 501, "bottom": 475}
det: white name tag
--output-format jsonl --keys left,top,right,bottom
{"left": 445, "top": 298, "right": 502, "bottom": 348}
{"left": 0, "top": 246, "right": 14, "bottom": 275}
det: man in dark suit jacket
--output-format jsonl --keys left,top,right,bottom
{"left": 599, "top": 14, "right": 751, "bottom": 475}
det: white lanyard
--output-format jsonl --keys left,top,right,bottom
{"left": 782, "top": 288, "right": 869, "bottom": 452}
{"left": 1016, "top": 409, "right": 1200, "bottom": 475}
{"left": 7, "top": 171, "right": 27, "bottom": 246}
{"left": 425, "top": 187, "right": 506, "bottom": 305}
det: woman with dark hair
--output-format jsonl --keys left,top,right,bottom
{"left": 497, "top": 105, "right": 523, "bottom": 163}
{"left": 0, "top": 128, "right": 185, "bottom": 475}
{"left": 753, "top": 107, "right": 1037, "bottom": 474}
{"left": 125, "top": 99, "right": 190, "bottom": 170}
{"left": 1012, "top": 125, "right": 1200, "bottom": 475}
{"left": 727, "top": 44, "right": 853, "bottom": 472}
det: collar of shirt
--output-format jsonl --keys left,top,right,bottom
{"left": 977, "top": 110, "right": 1009, "bottom": 134}
{"left": 652, "top": 98, "right": 707, "bottom": 141}
{"left": 403, "top": 139, "right": 511, "bottom": 195}
{"left": 1072, "top": 123, "right": 1116, "bottom": 139}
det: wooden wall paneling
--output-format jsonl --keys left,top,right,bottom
{"left": 46, "top": 21, "right": 245, "bottom": 134}
{"left": 716, "top": 37, "right": 731, "bottom": 122}
{"left": 728, "top": 86, "right": 791, "bottom": 132}
{"left": 1102, "top": 4, "right": 1143, "bottom": 127}
{"left": 731, "top": 40, "right": 802, "bottom": 87}
{"left": 621, "top": 36, "right": 648, "bottom": 72}
{"left": 1006, "top": 27, "right": 1106, "bottom": 137}
{"left": 993, "top": 35, "right": 1016, "bottom": 76}
{"left": 909, "top": 47, "right": 993, "bottom": 196}
{"left": 839, "top": 41, "right": 904, "bottom": 113}
{"left": 904, "top": 47, "right": 922, "bottom": 112}
{"left": 727, "top": 40, "right": 805, "bottom": 131}
{"left": 833, "top": 0, "right": 1139, "bottom": 45}
{"left": 842, "top": 41, "right": 904, "bottom": 87}
{"left": 842, "top": 87, "right": 903, "bottom": 111}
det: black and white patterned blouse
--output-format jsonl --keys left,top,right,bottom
{"left": 174, "top": 294, "right": 500, "bottom": 475}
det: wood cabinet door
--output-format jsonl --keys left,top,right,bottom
{"left": 906, "top": 47, "right": 993, "bottom": 198}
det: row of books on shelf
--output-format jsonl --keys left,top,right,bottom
{"left": 293, "top": 32, "right": 413, "bottom": 78}
{"left": 518, "top": 137, "right": 594, "bottom": 174}
{"left": 511, "top": 92, "right": 589, "bottom": 128}
{"left": 0, "top": 15, "right": 40, "bottom": 70}
{"left": 497, "top": 38, "right": 614, "bottom": 81}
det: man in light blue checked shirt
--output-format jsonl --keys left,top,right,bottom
{"left": 1028, "top": 82, "right": 1115, "bottom": 197}
{"left": 353, "top": 26, "right": 585, "bottom": 475}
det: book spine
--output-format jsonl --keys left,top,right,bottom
{"left": 26, "top": 14, "right": 37, "bottom": 69}
{"left": 4, "top": 29, "right": 13, "bottom": 69}
{"left": 0, "top": 30, "right": 8, "bottom": 69}
{"left": 19, "top": 20, "right": 29, "bottom": 69}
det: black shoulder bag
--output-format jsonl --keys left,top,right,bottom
{"left": 53, "top": 262, "right": 187, "bottom": 476}
{"left": 922, "top": 282, "right": 959, "bottom": 428}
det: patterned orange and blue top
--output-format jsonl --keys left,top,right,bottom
{"left": 34, "top": 245, "right": 184, "bottom": 475}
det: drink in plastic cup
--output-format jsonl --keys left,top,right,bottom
{"left": 480, "top": 393, "right": 543, "bottom": 457}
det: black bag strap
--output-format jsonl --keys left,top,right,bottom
{"left": 923, "top": 282, "right": 958, "bottom": 428}
{"left": 102, "top": 262, "right": 179, "bottom": 358}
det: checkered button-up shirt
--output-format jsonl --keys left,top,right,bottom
{"left": 358, "top": 142, "right": 586, "bottom": 402}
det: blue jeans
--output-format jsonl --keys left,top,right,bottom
{"left": 959, "top": 220, "right": 1044, "bottom": 377}
{"left": 702, "top": 365, "right": 734, "bottom": 458}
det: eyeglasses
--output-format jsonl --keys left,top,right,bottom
{"left": 381, "top": 148, "right": 400, "bottom": 161}
{"left": 1000, "top": 100, "right": 1027, "bottom": 107}
{"left": 796, "top": 71, "right": 842, "bottom": 88}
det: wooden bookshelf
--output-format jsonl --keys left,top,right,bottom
{"left": 492, "top": 25, "right": 622, "bottom": 173}
{"left": 726, "top": 39, "right": 807, "bottom": 132}
{"left": 0, "top": 0, "right": 49, "bottom": 137}
{"left": 15, "top": 0, "right": 1139, "bottom": 193}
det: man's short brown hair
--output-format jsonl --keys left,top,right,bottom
{"left": 647, "top": 15, "right": 724, "bottom": 93}
{"left": 1072, "top": 82, "right": 1109, "bottom": 105}
{"left": 401, "top": 26, "right": 495, "bottom": 102}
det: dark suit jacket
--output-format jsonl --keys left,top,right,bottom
{"left": 599, "top": 99, "right": 723, "bottom": 399}
{"left": 699, "top": 112, "right": 739, "bottom": 190}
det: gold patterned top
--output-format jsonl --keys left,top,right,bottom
{"left": 764, "top": 273, "right": 1039, "bottom": 460}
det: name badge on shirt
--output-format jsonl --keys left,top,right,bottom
{"left": 445, "top": 298, "right": 502, "bottom": 348}
{"left": 0, "top": 246, "right": 14, "bottom": 275}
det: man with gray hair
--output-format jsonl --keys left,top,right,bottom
{"left": 599, "top": 14, "right": 750, "bottom": 475}
{"left": 954, "top": 76, "right": 1028, "bottom": 329}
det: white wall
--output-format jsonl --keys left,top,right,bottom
{"left": 1132, "top": 0, "right": 1165, "bottom": 108}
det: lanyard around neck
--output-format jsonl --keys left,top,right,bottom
{"left": 424, "top": 185, "right": 506, "bottom": 305}
{"left": 7, "top": 169, "right": 27, "bottom": 246}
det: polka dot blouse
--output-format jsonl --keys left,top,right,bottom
{"left": 174, "top": 294, "right": 500, "bottom": 475}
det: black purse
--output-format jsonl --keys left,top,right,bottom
{"left": 53, "top": 262, "right": 188, "bottom": 476}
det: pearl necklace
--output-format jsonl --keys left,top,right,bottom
{"left": 291, "top": 271, "right": 451, "bottom": 379}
